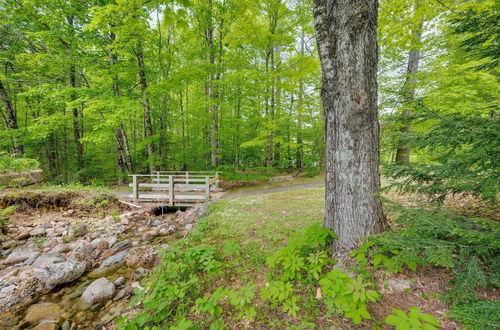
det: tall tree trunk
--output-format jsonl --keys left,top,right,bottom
{"left": 135, "top": 42, "right": 156, "bottom": 173}
{"left": 206, "top": 0, "right": 219, "bottom": 168}
{"left": 314, "top": 0, "right": 386, "bottom": 251}
{"left": 296, "top": 29, "right": 305, "bottom": 169}
{"left": 0, "top": 79, "right": 23, "bottom": 157}
{"left": 67, "top": 16, "right": 84, "bottom": 171}
{"left": 395, "top": 18, "right": 423, "bottom": 164}
{"left": 108, "top": 32, "right": 133, "bottom": 177}
{"left": 69, "top": 65, "right": 84, "bottom": 171}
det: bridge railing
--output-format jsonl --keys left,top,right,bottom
{"left": 128, "top": 173, "right": 214, "bottom": 205}
{"left": 152, "top": 171, "right": 219, "bottom": 188}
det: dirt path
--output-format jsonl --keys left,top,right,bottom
{"left": 221, "top": 178, "right": 324, "bottom": 199}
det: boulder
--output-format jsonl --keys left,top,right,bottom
{"left": 33, "top": 252, "right": 65, "bottom": 268}
{"left": 81, "top": 278, "right": 115, "bottom": 304}
{"left": 5, "top": 249, "right": 40, "bottom": 265}
{"left": 125, "top": 247, "right": 158, "bottom": 269}
{"left": 34, "top": 261, "right": 86, "bottom": 286}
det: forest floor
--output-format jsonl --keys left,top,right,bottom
{"left": 0, "top": 178, "right": 496, "bottom": 329}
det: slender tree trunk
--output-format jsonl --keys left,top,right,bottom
{"left": 135, "top": 42, "right": 156, "bottom": 173}
{"left": 69, "top": 65, "right": 84, "bottom": 171}
{"left": 296, "top": 30, "right": 305, "bottom": 169}
{"left": 66, "top": 16, "right": 84, "bottom": 171}
{"left": 395, "top": 18, "right": 423, "bottom": 164}
{"left": 108, "top": 32, "right": 133, "bottom": 176}
{"left": 0, "top": 79, "right": 23, "bottom": 157}
{"left": 206, "top": 0, "right": 219, "bottom": 168}
{"left": 314, "top": 0, "right": 386, "bottom": 251}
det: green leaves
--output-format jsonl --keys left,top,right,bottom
{"left": 319, "top": 270, "right": 380, "bottom": 324}
{"left": 385, "top": 308, "right": 440, "bottom": 329}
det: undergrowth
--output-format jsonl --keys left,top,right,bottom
{"left": 352, "top": 200, "right": 499, "bottom": 329}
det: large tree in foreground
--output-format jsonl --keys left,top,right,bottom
{"left": 313, "top": 0, "right": 386, "bottom": 251}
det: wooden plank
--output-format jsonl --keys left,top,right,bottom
{"left": 128, "top": 183, "right": 170, "bottom": 188}
{"left": 127, "top": 194, "right": 207, "bottom": 200}
{"left": 169, "top": 175, "right": 174, "bottom": 206}
{"left": 132, "top": 175, "right": 138, "bottom": 201}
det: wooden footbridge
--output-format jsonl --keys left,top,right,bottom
{"left": 126, "top": 171, "right": 220, "bottom": 206}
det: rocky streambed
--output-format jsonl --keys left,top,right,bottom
{"left": 0, "top": 200, "right": 206, "bottom": 329}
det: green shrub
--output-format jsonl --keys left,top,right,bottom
{"left": 0, "top": 153, "right": 39, "bottom": 173}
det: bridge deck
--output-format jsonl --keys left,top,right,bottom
{"left": 126, "top": 171, "right": 219, "bottom": 205}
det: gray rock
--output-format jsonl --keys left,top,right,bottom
{"left": 387, "top": 278, "right": 412, "bottom": 292}
{"left": 61, "top": 320, "right": 71, "bottom": 330}
{"left": 81, "top": 278, "right": 116, "bottom": 304}
{"left": 34, "top": 261, "right": 86, "bottom": 286}
{"left": 2, "top": 248, "right": 11, "bottom": 257}
{"left": 90, "top": 303, "right": 103, "bottom": 312}
{"left": 132, "top": 267, "right": 146, "bottom": 280}
{"left": 71, "top": 224, "right": 87, "bottom": 237}
{"left": 29, "top": 227, "right": 46, "bottom": 237}
{"left": 89, "top": 249, "right": 129, "bottom": 277}
{"left": 113, "top": 276, "right": 126, "bottom": 286}
{"left": 185, "top": 224, "right": 193, "bottom": 231}
{"left": 113, "top": 288, "right": 126, "bottom": 301}
{"left": 151, "top": 220, "right": 162, "bottom": 227}
{"left": 33, "top": 252, "right": 65, "bottom": 267}
{"left": 67, "top": 241, "right": 94, "bottom": 262}
{"left": 111, "top": 239, "right": 131, "bottom": 252}
{"left": 51, "top": 243, "right": 72, "bottom": 254}
{"left": 5, "top": 249, "right": 40, "bottom": 265}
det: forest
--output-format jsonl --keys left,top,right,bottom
{"left": 0, "top": 0, "right": 498, "bottom": 329}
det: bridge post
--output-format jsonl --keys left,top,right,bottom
{"left": 132, "top": 175, "right": 138, "bottom": 201}
{"left": 169, "top": 175, "right": 174, "bottom": 206}
{"left": 205, "top": 176, "right": 210, "bottom": 200}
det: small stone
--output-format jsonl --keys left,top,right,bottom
{"left": 151, "top": 220, "right": 162, "bottom": 227}
{"left": 32, "top": 321, "right": 58, "bottom": 330}
{"left": 61, "top": 320, "right": 71, "bottom": 330}
{"left": 81, "top": 278, "right": 116, "bottom": 304}
{"left": 132, "top": 267, "right": 146, "bottom": 280}
{"left": 167, "top": 225, "right": 176, "bottom": 233}
{"left": 113, "top": 288, "right": 126, "bottom": 301}
{"left": 184, "top": 224, "right": 193, "bottom": 231}
{"left": 125, "top": 247, "right": 158, "bottom": 269}
{"left": 51, "top": 243, "right": 72, "bottom": 254}
{"left": 113, "top": 276, "right": 126, "bottom": 286}
{"left": 90, "top": 303, "right": 103, "bottom": 313}
{"left": 96, "top": 240, "right": 109, "bottom": 250}
{"left": 71, "top": 224, "right": 87, "bottom": 237}
{"left": 29, "top": 227, "right": 46, "bottom": 237}
{"left": 387, "top": 278, "right": 412, "bottom": 292}
{"left": 111, "top": 239, "right": 132, "bottom": 252}
{"left": 16, "top": 230, "right": 30, "bottom": 240}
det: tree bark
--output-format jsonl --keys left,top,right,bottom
{"left": 0, "top": 79, "right": 23, "bottom": 157}
{"left": 205, "top": 0, "right": 219, "bottom": 168}
{"left": 67, "top": 16, "right": 84, "bottom": 171}
{"left": 395, "top": 18, "right": 423, "bottom": 164}
{"left": 314, "top": 0, "right": 386, "bottom": 251}
{"left": 135, "top": 42, "right": 156, "bottom": 173}
{"left": 108, "top": 32, "right": 133, "bottom": 175}
{"left": 296, "top": 29, "right": 305, "bottom": 169}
